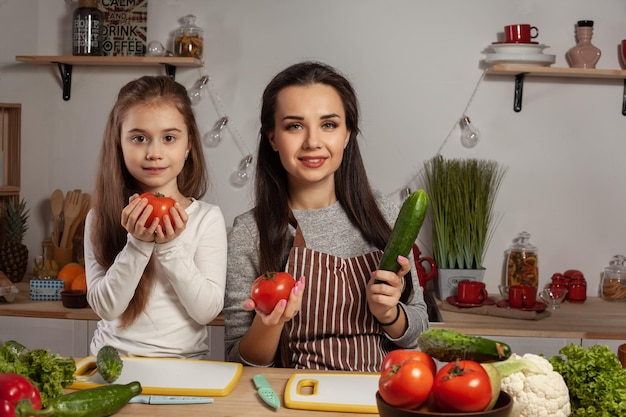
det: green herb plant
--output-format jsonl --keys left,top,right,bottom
{"left": 549, "top": 343, "right": 626, "bottom": 416}
{"left": 422, "top": 156, "right": 507, "bottom": 270}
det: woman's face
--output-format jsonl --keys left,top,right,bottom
{"left": 268, "top": 83, "right": 350, "bottom": 192}
{"left": 120, "top": 102, "right": 191, "bottom": 196}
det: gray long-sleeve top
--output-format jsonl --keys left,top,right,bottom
{"left": 224, "top": 192, "right": 429, "bottom": 366}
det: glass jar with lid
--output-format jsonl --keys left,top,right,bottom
{"left": 601, "top": 255, "right": 626, "bottom": 301}
{"left": 505, "top": 231, "right": 539, "bottom": 288}
{"left": 174, "top": 15, "right": 203, "bottom": 58}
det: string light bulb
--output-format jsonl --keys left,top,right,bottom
{"left": 459, "top": 115, "right": 480, "bottom": 148}
{"left": 203, "top": 116, "right": 228, "bottom": 148}
{"left": 230, "top": 154, "right": 253, "bottom": 187}
{"left": 188, "top": 75, "right": 209, "bottom": 106}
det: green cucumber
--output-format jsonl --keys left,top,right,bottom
{"left": 19, "top": 381, "right": 142, "bottom": 417}
{"left": 96, "top": 345, "right": 123, "bottom": 383}
{"left": 378, "top": 189, "right": 429, "bottom": 274}
{"left": 417, "top": 328, "right": 512, "bottom": 363}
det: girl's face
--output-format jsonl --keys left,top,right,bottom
{"left": 120, "top": 102, "right": 191, "bottom": 196}
{"left": 268, "top": 84, "right": 350, "bottom": 192}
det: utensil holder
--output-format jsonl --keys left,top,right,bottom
{"left": 52, "top": 241, "right": 74, "bottom": 269}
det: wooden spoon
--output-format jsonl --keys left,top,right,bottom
{"left": 50, "top": 189, "right": 64, "bottom": 246}
{"left": 60, "top": 191, "right": 82, "bottom": 248}
{"left": 67, "top": 193, "right": 90, "bottom": 244}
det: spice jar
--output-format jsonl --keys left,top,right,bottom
{"left": 174, "top": 15, "right": 203, "bottom": 58}
{"left": 506, "top": 231, "right": 539, "bottom": 288}
{"left": 568, "top": 275, "right": 587, "bottom": 303}
{"left": 601, "top": 255, "right": 626, "bottom": 302}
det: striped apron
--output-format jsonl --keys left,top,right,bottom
{"left": 283, "top": 222, "right": 394, "bottom": 372}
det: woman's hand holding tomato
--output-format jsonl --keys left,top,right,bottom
{"left": 244, "top": 273, "right": 305, "bottom": 325}
{"left": 122, "top": 193, "right": 188, "bottom": 243}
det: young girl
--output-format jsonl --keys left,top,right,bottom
{"left": 224, "top": 62, "right": 429, "bottom": 372}
{"left": 85, "top": 75, "right": 227, "bottom": 359}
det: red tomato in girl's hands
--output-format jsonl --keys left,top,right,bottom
{"left": 379, "top": 359, "right": 434, "bottom": 409}
{"left": 381, "top": 349, "right": 437, "bottom": 376}
{"left": 140, "top": 192, "right": 176, "bottom": 228}
{"left": 250, "top": 272, "right": 296, "bottom": 315}
{"left": 432, "top": 359, "right": 492, "bottom": 413}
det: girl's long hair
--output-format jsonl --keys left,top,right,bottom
{"left": 90, "top": 75, "right": 208, "bottom": 327}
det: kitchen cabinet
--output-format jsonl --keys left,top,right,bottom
{"left": 14, "top": 55, "right": 203, "bottom": 100}
{"left": 485, "top": 64, "right": 626, "bottom": 115}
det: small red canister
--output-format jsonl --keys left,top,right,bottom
{"left": 568, "top": 275, "right": 587, "bottom": 303}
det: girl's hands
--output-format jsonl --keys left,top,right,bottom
{"left": 243, "top": 276, "right": 306, "bottom": 326}
{"left": 367, "top": 255, "right": 410, "bottom": 323}
{"left": 121, "top": 193, "right": 188, "bottom": 243}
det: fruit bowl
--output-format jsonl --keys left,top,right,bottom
{"left": 376, "top": 391, "right": 513, "bottom": 417}
{"left": 61, "top": 290, "right": 88, "bottom": 308}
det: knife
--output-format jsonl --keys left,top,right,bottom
{"left": 128, "top": 395, "right": 214, "bottom": 404}
{"left": 253, "top": 374, "right": 280, "bottom": 409}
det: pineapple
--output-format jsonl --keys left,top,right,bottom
{"left": 0, "top": 198, "right": 29, "bottom": 283}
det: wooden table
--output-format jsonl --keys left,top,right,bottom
{"left": 106, "top": 367, "right": 375, "bottom": 417}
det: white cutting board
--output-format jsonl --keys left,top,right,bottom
{"left": 69, "top": 356, "right": 242, "bottom": 396}
{"left": 284, "top": 373, "right": 379, "bottom": 413}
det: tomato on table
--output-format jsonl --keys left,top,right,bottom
{"left": 432, "top": 359, "right": 492, "bottom": 413}
{"left": 381, "top": 349, "right": 437, "bottom": 376}
{"left": 140, "top": 192, "right": 176, "bottom": 228}
{"left": 379, "top": 359, "right": 434, "bottom": 409}
{"left": 250, "top": 272, "right": 296, "bottom": 315}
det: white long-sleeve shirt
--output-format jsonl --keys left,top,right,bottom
{"left": 85, "top": 199, "right": 227, "bottom": 359}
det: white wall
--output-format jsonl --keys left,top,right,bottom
{"left": 1, "top": 0, "right": 625, "bottom": 297}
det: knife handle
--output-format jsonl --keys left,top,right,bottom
{"left": 253, "top": 374, "right": 272, "bottom": 389}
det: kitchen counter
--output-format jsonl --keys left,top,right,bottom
{"left": 1, "top": 281, "right": 224, "bottom": 326}
{"left": 2, "top": 281, "right": 625, "bottom": 340}
{"left": 108, "top": 367, "right": 374, "bottom": 417}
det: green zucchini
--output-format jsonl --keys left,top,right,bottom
{"left": 378, "top": 189, "right": 429, "bottom": 273}
{"left": 96, "top": 345, "right": 123, "bottom": 383}
{"left": 18, "top": 382, "right": 142, "bottom": 417}
{"left": 417, "top": 328, "right": 512, "bottom": 363}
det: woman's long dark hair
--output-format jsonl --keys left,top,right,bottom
{"left": 254, "top": 61, "right": 393, "bottom": 273}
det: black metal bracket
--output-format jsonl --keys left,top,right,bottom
{"left": 622, "top": 79, "right": 626, "bottom": 116}
{"left": 57, "top": 63, "right": 73, "bottom": 101}
{"left": 513, "top": 73, "right": 527, "bottom": 112}
{"left": 164, "top": 64, "right": 176, "bottom": 79}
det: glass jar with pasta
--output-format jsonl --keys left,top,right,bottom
{"left": 506, "top": 231, "right": 538, "bottom": 288}
{"left": 174, "top": 15, "right": 203, "bottom": 58}
{"left": 601, "top": 254, "right": 626, "bottom": 302}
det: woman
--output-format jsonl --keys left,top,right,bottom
{"left": 224, "top": 61, "right": 428, "bottom": 372}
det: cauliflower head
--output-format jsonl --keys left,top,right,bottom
{"left": 497, "top": 353, "right": 570, "bottom": 417}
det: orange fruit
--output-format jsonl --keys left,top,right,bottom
{"left": 58, "top": 263, "right": 85, "bottom": 290}
{"left": 71, "top": 272, "right": 87, "bottom": 291}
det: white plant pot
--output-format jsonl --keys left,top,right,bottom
{"left": 435, "top": 268, "right": 486, "bottom": 301}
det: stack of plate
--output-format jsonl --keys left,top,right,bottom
{"left": 485, "top": 42, "right": 556, "bottom": 67}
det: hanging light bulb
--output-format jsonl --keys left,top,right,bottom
{"left": 459, "top": 115, "right": 480, "bottom": 148}
{"left": 203, "top": 116, "right": 228, "bottom": 148}
{"left": 188, "top": 75, "right": 209, "bottom": 106}
{"left": 230, "top": 154, "right": 253, "bottom": 187}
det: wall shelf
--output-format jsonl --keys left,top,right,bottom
{"left": 485, "top": 65, "right": 626, "bottom": 115}
{"left": 15, "top": 55, "right": 203, "bottom": 101}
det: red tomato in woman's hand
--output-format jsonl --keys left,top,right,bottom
{"left": 381, "top": 350, "right": 437, "bottom": 376}
{"left": 250, "top": 272, "right": 296, "bottom": 315}
{"left": 140, "top": 192, "right": 176, "bottom": 228}
{"left": 379, "top": 359, "right": 434, "bottom": 409}
{"left": 432, "top": 359, "right": 492, "bottom": 413}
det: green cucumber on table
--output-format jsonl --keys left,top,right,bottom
{"left": 376, "top": 189, "right": 429, "bottom": 283}
{"left": 417, "top": 328, "right": 512, "bottom": 363}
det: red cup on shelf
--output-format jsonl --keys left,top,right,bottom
{"left": 457, "top": 280, "right": 488, "bottom": 304}
{"left": 504, "top": 24, "right": 539, "bottom": 43}
{"left": 509, "top": 285, "right": 537, "bottom": 309}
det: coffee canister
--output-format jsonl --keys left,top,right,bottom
{"left": 72, "top": 0, "right": 104, "bottom": 56}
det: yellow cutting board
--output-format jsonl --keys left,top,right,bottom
{"left": 68, "top": 356, "right": 242, "bottom": 397}
{"left": 284, "top": 373, "right": 379, "bottom": 413}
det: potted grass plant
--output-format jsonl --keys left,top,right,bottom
{"left": 421, "top": 155, "right": 507, "bottom": 300}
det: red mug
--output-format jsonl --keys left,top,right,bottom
{"left": 509, "top": 285, "right": 537, "bottom": 308}
{"left": 457, "top": 280, "right": 488, "bottom": 304}
{"left": 504, "top": 24, "right": 539, "bottom": 43}
{"left": 621, "top": 40, "right": 626, "bottom": 68}
{"left": 412, "top": 245, "right": 437, "bottom": 291}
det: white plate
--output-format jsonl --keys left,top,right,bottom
{"left": 489, "top": 43, "right": 550, "bottom": 54}
{"left": 485, "top": 53, "right": 556, "bottom": 67}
